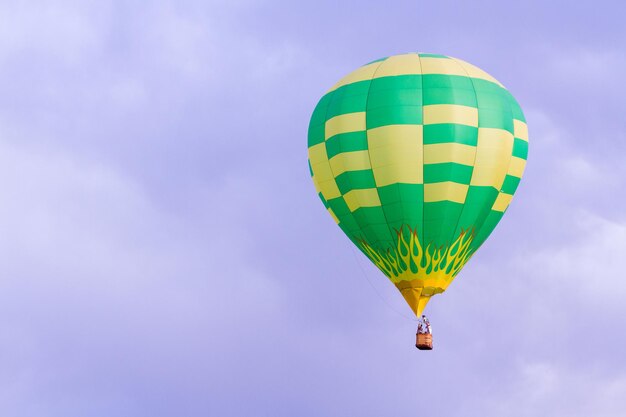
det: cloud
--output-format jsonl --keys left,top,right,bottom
{"left": 547, "top": 47, "right": 625, "bottom": 86}
{"left": 0, "top": 3, "right": 104, "bottom": 65}
{"left": 519, "top": 212, "right": 626, "bottom": 303}
{"left": 0, "top": 1, "right": 624, "bottom": 416}
{"left": 0, "top": 126, "right": 287, "bottom": 416}
{"left": 478, "top": 361, "right": 626, "bottom": 417}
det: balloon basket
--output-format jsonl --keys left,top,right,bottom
{"left": 415, "top": 333, "right": 433, "bottom": 350}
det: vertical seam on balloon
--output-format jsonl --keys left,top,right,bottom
{"left": 451, "top": 57, "right": 515, "bottom": 246}
{"left": 318, "top": 87, "right": 351, "bottom": 230}
{"left": 362, "top": 57, "right": 395, "bottom": 248}
{"left": 473, "top": 92, "right": 520, "bottom": 248}
{"left": 503, "top": 92, "right": 525, "bottom": 208}
{"left": 497, "top": 94, "right": 518, "bottom": 214}
{"left": 446, "top": 56, "right": 481, "bottom": 245}
{"left": 325, "top": 59, "right": 387, "bottom": 242}
{"left": 470, "top": 101, "right": 516, "bottom": 241}
{"left": 417, "top": 52, "right": 426, "bottom": 254}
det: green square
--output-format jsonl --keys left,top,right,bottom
{"left": 476, "top": 90, "right": 510, "bottom": 110}
{"left": 326, "top": 81, "right": 371, "bottom": 119}
{"left": 400, "top": 200, "right": 422, "bottom": 231}
{"left": 471, "top": 210, "right": 505, "bottom": 250}
{"left": 378, "top": 184, "right": 423, "bottom": 236}
{"left": 500, "top": 175, "right": 521, "bottom": 194}
{"left": 423, "top": 201, "right": 465, "bottom": 247}
{"left": 423, "top": 86, "right": 477, "bottom": 107}
{"left": 308, "top": 93, "right": 334, "bottom": 147}
{"left": 422, "top": 74, "right": 474, "bottom": 91}
{"left": 377, "top": 184, "right": 401, "bottom": 204}
{"left": 478, "top": 108, "right": 514, "bottom": 132}
{"left": 472, "top": 78, "right": 503, "bottom": 94}
{"left": 366, "top": 105, "right": 422, "bottom": 128}
{"left": 512, "top": 138, "right": 528, "bottom": 159}
{"left": 325, "top": 131, "right": 368, "bottom": 159}
{"left": 362, "top": 223, "right": 393, "bottom": 245}
{"left": 335, "top": 170, "right": 377, "bottom": 194}
{"left": 307, "top": 122, "right": 325, "bottom": 147}
{"left": 382, "top": 201, "right": 404, "bottom": 222}
{"left": 509, "top": 101, "right": 526, "bottom": 122}
{"left": 424, "top": 163, "right": 473, "bottom": 184}
{"left": 339, "top": 218, "right": 360, "bottom": 235}
{"left": 309, "top": 92, "right": 333, "bottom": 126}
{"left": 398, "top": 184, "right": 424, "bottom": 202}
{"left": 327, "top": 94, "right": 368, "bottom": 119}
{"left": 455, "top": 186, "right": 499, "bottom": 233}
{"left": 353, "top": 206, "right": 387, "bottom": 227}
{"left": 369, "top": 75, "right": 422, "bottom": 92}
{"left": 327, "top": 197, "right": 351, "bottom": 217}
{"left": 423, "top": 124, "right": 478, "bottom": 146}
{"left": 367, "top": 88, "right": 423, "bottom": 110}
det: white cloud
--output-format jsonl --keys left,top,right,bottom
{"left": 0, "top": 125, "right": 281, "bottom": 304}
{"left": 247, "top": 40, "right": 311, "bottom": 80}
{"left": 547, "top": 47, "right": 625, "bottom": 85}
{"left": 525, "top": 108, "right": 563, "bottom": 147}
{"left": 0, "top": 2, "right": 105, "bottom": 65}
{"left": 523, "top": 107, "right": 622, "bottom": 198}
{"left": 137, "top": 4, "right": 217, "bottom": 79}
{"left": 481, "top": 361, "right": 626, "bottom": 417}
{"left": 0, "top": 128, "right": 284, "bottom": 415}
{"left": 554, "top": 154, "right": 605, "bottom": 189}
{"left": 521, "top": 212, "right": 626, "bottom": 302}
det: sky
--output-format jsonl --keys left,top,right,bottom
{"left": 0, "top": 0, "right": 625, "bottom": 416}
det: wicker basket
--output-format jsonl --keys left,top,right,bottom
{"left": 415, "top": 333, "right": 433, "bottom": 350}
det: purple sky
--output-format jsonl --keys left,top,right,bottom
{"left": 0, "top": 1, "right": 625, "bottom": 416}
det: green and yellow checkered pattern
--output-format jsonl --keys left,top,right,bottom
{"left": 307, "top": 53, "right": 527, "bottom": 314}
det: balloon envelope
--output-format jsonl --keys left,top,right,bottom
{"left": 307, "top": 53, "right": 528, "bottom": 316}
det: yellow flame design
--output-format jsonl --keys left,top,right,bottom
{"left": 358, "top": 226, "right": 475, "bottom": 286}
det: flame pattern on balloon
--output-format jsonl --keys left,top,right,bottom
{"left": 358, "top": 226, "right": 475, "bottom": 282}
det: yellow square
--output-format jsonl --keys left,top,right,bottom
{"left": 373, "top": 54, "right": 422, "bottom": 78}
{"left": 469, "top": 128, "right": 514, "bottom": 188}
{"left": 369, "top": 142, "right": 424, "bottom": 166}
{"left": 328, "top": 62, "right": 381, "bottom": 92}
{"left": 508, "top": 156, "right": 527, "bottom": 178}
{"left": 513, "top": 120, "right": 528, "bottom": 141}
{"left": 452, "top": 58, "right": 504, "bottom": 87}
{"left": 373, "top": 163, "right": 422, "bottom": 187}
{"left": 367, "top": 125, "right": 424, "bottom": 186}
{"left": 492, "top": 193, "right": 513, "bottom": 212}
{"left": 423, "top": 143, "right": 476, "bottom": 166}
{"left": 367, "top": 125, "right": 423, "bottom": 149}
{"left": 423, "top": 104, "right": 478, "bottom": 127}
{"left": 329, "top": 150, "right": 371, "bottom": 176}
{"left": 424, "top": 182, "right": 469, "bottom": 203}
{"left": 308, "top": 142, "right": 329, "bottom": 165}
{"left": 310, "top": 160, "right": 334, "bottom": 182}
{"left": 343, "top": 188, "right": 381, "bottom": 212}
{"left": 420, "top": 57, "right": 466, "bottom": 76}
{"left": 325, "top": 112, "right": 366, "bottom": 140}
{"left": 316, "top": 179, "right": 341, "bottom": 200}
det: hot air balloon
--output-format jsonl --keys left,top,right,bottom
{"left": 307, "top": 53, "right": 528, "bottom": 349}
